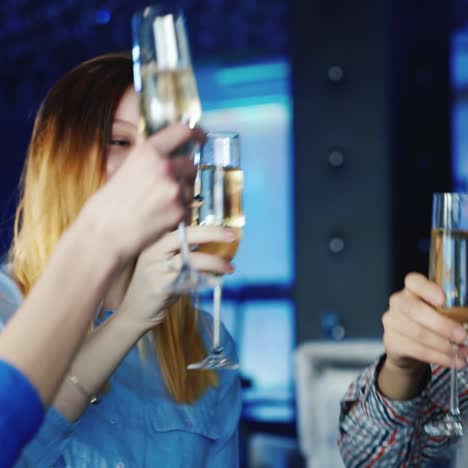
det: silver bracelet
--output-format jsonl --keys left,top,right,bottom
{"left": 67, "top": 374, "right": 101, "bottom": 405}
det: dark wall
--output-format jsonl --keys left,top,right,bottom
{"left": 293, "top": 0, "right": 452, "bottom": 341}
{"left": 0, "top": 120, "right": 32, "bottom": 256}
{"left": 390, "top": 2, "right": 452, "bottom": 289}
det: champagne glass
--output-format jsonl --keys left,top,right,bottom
{"left": 132, "top": 5, "right": 217, "bottom": 293}
{"left": 188, "top": 132, "right": 245, "bottom": 370}
{"left": 424, "top": 193, "right": 468, "bottom": 437}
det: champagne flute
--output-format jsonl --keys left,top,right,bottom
{"left": 132, "top": 4, "right": 217, "bottom": 293}
{"left": 188, "top": 132, "right": 245, "bottom": 370}
{"left": 424, "top": 193, "right": 468, "bottom": 437}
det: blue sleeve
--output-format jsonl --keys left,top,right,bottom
{"left": 17, "top": 406, "right": 80, "bottom": 466}
{"left": 0, "top": 267, "right": 79, "bottom": 466}
{"left": 207, "top": 325, "right": 241, "bottom": 468}
{"left": 0, "top": 360, "right": 44, "bottom": 468}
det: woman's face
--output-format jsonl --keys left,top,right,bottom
{"left": 106, "top": 86, "right": 142, "bottom": 179}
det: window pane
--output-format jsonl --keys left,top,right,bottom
{"left": 196, "top": 60, "right": 293, "bottom": 285}
{"left": 452, "top": 29, "right": 468, "bottom": 190}
{"left": 239, "top": 300, "right": 294, "bottom": 391}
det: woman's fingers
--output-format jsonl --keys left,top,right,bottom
{"left": 158, "top": 225, "right": 239, "bottom": 254}
{"left": 186, "top": 225, "right": 239, "bottom": 246}
{"left": 136, "top": 226, "right": 237, "bottom": 285}
{"left": 189, "top": 252, "right": 234, "bottom": 275}
{"left": 147, "top": 123, "right": 206, "bottom": 156}
{"left": 169, "top": 156, "right": 197, "bottom": 183}
{"left": 164, "top": 252, "right": 233, "bottom": 276}
{"left": 137, "top": 226, "right": 237, "bottom": 266}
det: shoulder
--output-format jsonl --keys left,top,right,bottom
{"left": 0, "top": 264, "right": 23, "bottom": 327}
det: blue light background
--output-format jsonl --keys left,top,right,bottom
{"left": 195, "top": 59, "right": 294, "bottom": 393}
{"left": 452, "top": 29, "right": 468, "bottom": 190}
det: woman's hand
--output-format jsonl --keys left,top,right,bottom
{"left": 80, "top": 123, "right": 203, "bottom": 267}
{"left": 378, "top": 272, "right": 468, "bottom": 400}
{"left": 116, "top": 226, "right": 238, "bottom": 332}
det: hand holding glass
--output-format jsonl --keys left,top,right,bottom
{"left": 424, "top": 193, "right": 468, "bottom": 437}
{"left": 188, "top": 132, "right": 245, "bottom": 370}
{"left": 132, "top": 5, "right": 216, "bottom": 293}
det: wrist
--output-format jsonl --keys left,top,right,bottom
{"left": 377, "top": 355, "right": 431, "bottom": 401}
{"left": 384, "top": 355, "right": 429, "bottom": 377}
{"left": 114, "top": 304, "right": 166, "bottom": 336}
{"left": 73, "top": 200, "right": 124, "bottom": 273}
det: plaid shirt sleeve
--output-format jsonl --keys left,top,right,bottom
{"left": 338, "top": 354, "right": 464, "bottom": 467}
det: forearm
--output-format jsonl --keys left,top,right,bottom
{"left": 0, "top": 210, "right": 119, "bottom": 406}
{"left": 377, "top": 356, "right": 430, "bottom": 401}
{"left": 53, "top": 313, "right": 148, "bottom": 421}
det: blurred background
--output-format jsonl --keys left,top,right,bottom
{"left": 0, "top": 0, "right": 466, "bottom": 466}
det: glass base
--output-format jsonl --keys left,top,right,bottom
{"left": 166, "top": 266, "right": 220, "bottom": 294}
{"left": 187, "top": 347, "right": 239, "bottom": 370}
{"left": 424, "top": 413, "right": 464, "bottom": 437}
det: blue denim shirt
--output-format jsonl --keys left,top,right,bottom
{"left": 0, "top": 267, "right": 241, "bottom": 468}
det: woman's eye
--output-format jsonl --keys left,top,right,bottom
{"left": 110, "top": 139, "right": 130, "bottom": 147}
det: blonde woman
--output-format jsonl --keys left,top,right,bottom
{"left": 6, "top": 53, "right": 241, "bottom": 467}
{"left": 0, "top": 122, "right": 196, "bottom": 467}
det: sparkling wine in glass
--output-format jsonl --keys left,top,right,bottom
{"left": 424, "top": 193, "right": 468, "bottom": 437}
{"left": 132, "top": 5, "right": 217, "bottom": 293}
{"left": 188, "top": 132, "right": 245, "bottom": 370}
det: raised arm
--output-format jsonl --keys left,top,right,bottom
{"left": 0, "top": 124, "right": 198, "bottom": 466}
{"left": 52, "top": 225, "right": 236, "bottom": 422}
{"left": 338, "top": 273, "right": 468, "bottom": 466}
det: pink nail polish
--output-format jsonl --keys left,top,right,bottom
{"left": 224, "top": 229, "right": 237, "bottom": 242}
{"left": 453, "top": 327, "right": 466, "bottom": 344}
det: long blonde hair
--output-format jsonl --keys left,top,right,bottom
{"left": 10, "top": 52, "right": 216, "bottom": 403}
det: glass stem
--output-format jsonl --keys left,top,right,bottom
{"left": 213, "top": 281, "right": 222, "bottom": 349}
{"left": 450, "top": 342, "right": 461, "bottom": 417}
{"left": 177, "top": 221, "right": 192, "bottom": 269}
